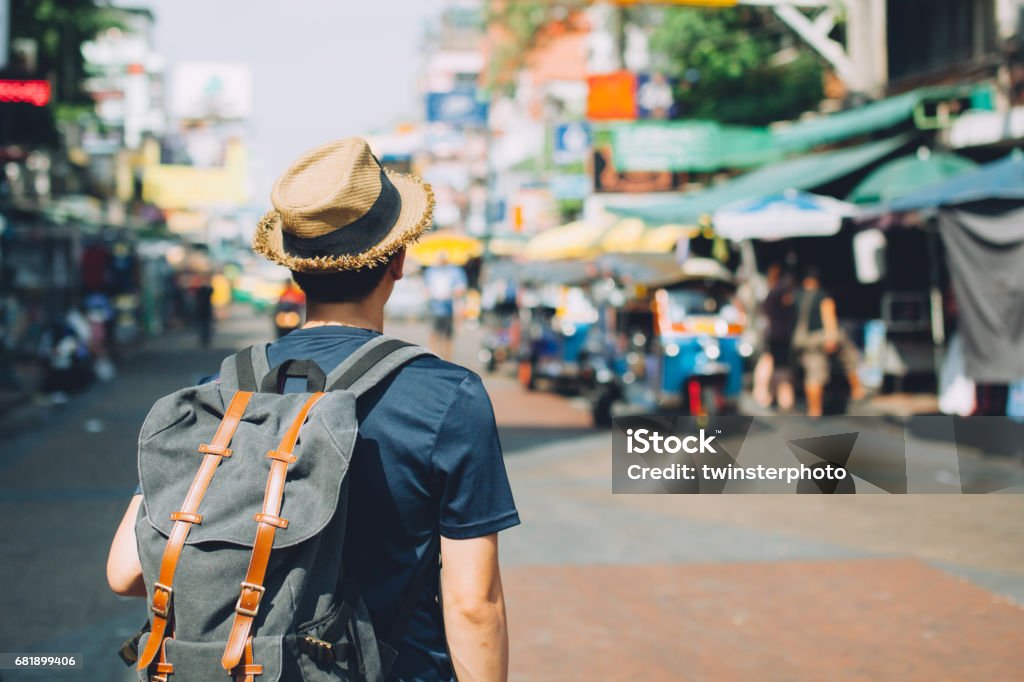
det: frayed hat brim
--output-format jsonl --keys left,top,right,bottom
{"left": 253, "top": 170, "right": 434, "bottom": 272}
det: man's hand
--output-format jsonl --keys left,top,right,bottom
{"left": 107, "top": 494, "right": 147, "bottom": 597}
{"left": 440, "top": 533, "right": 509, "bottom": 682}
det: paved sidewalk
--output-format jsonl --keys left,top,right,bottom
{"left": 1, "top": 311, "right": 1022, "bottom": 681}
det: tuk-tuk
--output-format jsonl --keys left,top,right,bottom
{"left": 515, "top": 260, "right": 600, "bottom": 394}
{"left": 589, "top": 255, "right": 750, "bottom": 425}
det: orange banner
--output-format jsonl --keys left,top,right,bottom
{"left": 587, "top": 71, "right": 637, "bottom": 121}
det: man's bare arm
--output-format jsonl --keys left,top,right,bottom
{"left": 107, "top": 494, "right": 147, "bottom": 597}
{"left": 440, "top": 533, "right": 509, "bottom": 682}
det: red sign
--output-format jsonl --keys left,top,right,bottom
{"left": 586, "top": 71, "right": 637, "bottom": 121}
{"left": 0, "top": 80, "right": 52, "bottom": 107}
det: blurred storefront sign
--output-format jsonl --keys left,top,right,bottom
{"left": 611, "top": 121, "right": 775, "bottom": 172}
{"left": 587, "top": 71, "right": 637, "bottom": 121}
{"left": 426, "top": 89, "right": 488, "bottom": 127}
{"left": 948, "top": 107, "right": 1024, "bottom": 149}
{"left": 171, "top": 62, "right": 252, "bottom": 121}
{"left": 636, "top": 73, "right": 677, "bottom": 119}
{"left": 553, "top": 122, "right": 593, "bottom": 164}
{"left": 142, "top": 138, "right": 248, "bottom": 209}
{"left": 424, "top": 127, "right": 467, "bottom": 158}
{"left": 550, "top": 173, "right": 593, "bottom": 200}
{"left": 0, "top": 79, "right": 51, "bottom": 106}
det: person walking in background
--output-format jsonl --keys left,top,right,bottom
{"left": 792, "top": 267, "right": 864, "bottom": 416}
{"left": 425, "top": 251, "right": 467, "bottom": 360}
{"left": 193, "top": 274, "right": 215, "bottom": 348}
{"left": 753, "top": 264, "right": 797, "bottom": 411}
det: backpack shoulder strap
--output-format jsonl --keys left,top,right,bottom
{"left": 325, "top": 335, "right": 435, "bottom": 397}
{"left": 219, "top": 343, "right": 271, "bottom": 391}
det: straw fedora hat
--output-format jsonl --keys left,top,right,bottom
{"left": 253, "top": 137, "right": 434, "bottom": 272}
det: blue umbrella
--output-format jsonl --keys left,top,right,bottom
{"left": 713, "top": 189, "right": 857, "bottom": 241}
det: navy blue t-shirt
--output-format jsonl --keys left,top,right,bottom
{"left": 139, "top": 326, "right": 520, "bottom": 681}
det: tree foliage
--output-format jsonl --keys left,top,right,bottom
{"left": 650, "top": 7, "right": 824, "bottom": 126}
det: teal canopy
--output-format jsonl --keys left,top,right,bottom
{"left": 609, "top": 136, "right": 908, "bottom": 226}
{"left": 847, "top": 152, "right": 978, "bottom": 204}
{"left": 773, "top": 86, "right": 982, "bottom": 152}
{"left": 888, "top": 151, "right": 1024, "bottom": 211}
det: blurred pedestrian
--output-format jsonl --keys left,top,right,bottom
{"left": 425, "top": 251, "right": 467, "bottom": 360}
{"left": 753, "top": 264, "right": 796, "bottom": 411}
{"left": 193, "top": 275, "right": 214, "bottom": 348}
{"left": 792, "top": 267, "right": 864, "bottom": 416}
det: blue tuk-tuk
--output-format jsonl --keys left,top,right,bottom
{"left": 514, "top": 260, "right": 601, "bottom": 394}
{"left": 589, "top": 255, "right": 750, "bottom": 425}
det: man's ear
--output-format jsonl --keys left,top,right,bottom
{"left": 389, "top": 248, "right": 406, "bottom": 281}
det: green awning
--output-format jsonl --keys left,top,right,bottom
{"left": 611, "top": 121, "right": 778, "bottom": 172}
{"left": 609, "top": 136, "right": 908, "bottom": 225}
{"left": 773, "top": 86, "right": 982, "bottom": 152}
{"left": 847, "top": 151, "right": 978, "bottom": 204}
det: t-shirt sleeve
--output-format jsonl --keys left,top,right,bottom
{"left": 432, "top": 373, "right": 520, "bottom": 540}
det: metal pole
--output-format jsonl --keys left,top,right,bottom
{"left": 926, "top": 217, "right": 946, "bottom": 384}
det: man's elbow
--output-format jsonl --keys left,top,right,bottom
{"left": 446, "top": 590, "right": 506, "bottom": 628}
{"left": 106, "top": 556, "right": 145, "bottom": 597}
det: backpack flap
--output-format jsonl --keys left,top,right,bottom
{"left": 136, "top": 633, "right": 286, "bottom": 682}
{"left": 137, "top": 384, "right": 357, "bottom": 549}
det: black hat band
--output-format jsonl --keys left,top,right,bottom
{"left": 282, "top": 171, "right": 402, "bottom": 259}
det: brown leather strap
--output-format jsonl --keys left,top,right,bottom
{"left": 232, "top": 637, "right": 263, "bottom": 682}
{"left": 138, "top": 390, "right": 254, "bottom": 670}
{"left": 221, "top": 393, "right": 325, "bottom": 671}
{"left": 151, "top": 637, "right": 174, "bottom": 682}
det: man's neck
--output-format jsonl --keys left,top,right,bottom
{"left": 303, "top": 301, "right": 384, "bottom": 333}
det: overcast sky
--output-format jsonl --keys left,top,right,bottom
{"left": 126, "top": 0, "right": 448, "bottom": 201}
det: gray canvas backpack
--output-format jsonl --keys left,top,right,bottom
{"left": 130, "top": 336, "right": 437, "bottom": 682}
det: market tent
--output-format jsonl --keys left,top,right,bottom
{"left": 487, "top": 234, "right": 528, "bottom": 258}
{"left": 848, "top": 151, "right": 978, "bottom": 204}
{"left": 609, "top": 136, "right": 907, "bottom": 225}
{"left": 637, "top": 224, "right": 692, "bottom": 253}
{"left": 523, "top": 221, "right": 607, "bottom": 261}
{"left": 887, "top": 151, "right": 1024, "bottom": 212}
{"left": 407, "top": 230, "right": 483, "bottom": 266}
{"left": 939, "top": 202, "right": 1024, "bottom": 382}
{"left": 874, "top": 151, "right": 1024, "bottom": 381}
{"left": 599, "top": 218, "right": 647, "bottom": 253}
{"left": 598, "top": 254, "right": 733, "bottom": 289}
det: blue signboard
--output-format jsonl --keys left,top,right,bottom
{"left": 550, "top": 174, "right": 592, "bottom": 200}
{"left": 426, "top": 90, "right": 489, "bottom": 127}
{"left": 553, "top": 122, "right": 593, "bottom": 164}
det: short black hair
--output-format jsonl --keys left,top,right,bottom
{"left": 291, "top": 256, "right": 393, "bottom": 303}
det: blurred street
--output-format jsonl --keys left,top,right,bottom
{"left": 1, "top": 310, "right": 1022, "bottom": 681}
{"left": 4, "top": 2, "right": 1024, "bottom": 679}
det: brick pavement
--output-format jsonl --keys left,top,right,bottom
{"left": 503, "top": 559, "right": 1024, "bottom": 681}
{"left": 1, "top": 311, "right": 1022, "bottom": 681}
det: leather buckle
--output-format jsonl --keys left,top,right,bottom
{"left": 151, "top": 582, "right": 173, "bottom": 618}
{"left": 198, "top": 442, "right": 232, "bottom": 457}
{"left": 266, "top": 449, "right": 297, "bottom": 464}
{"left": 235, "top": 581, "right": 265, "bottom": 618}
